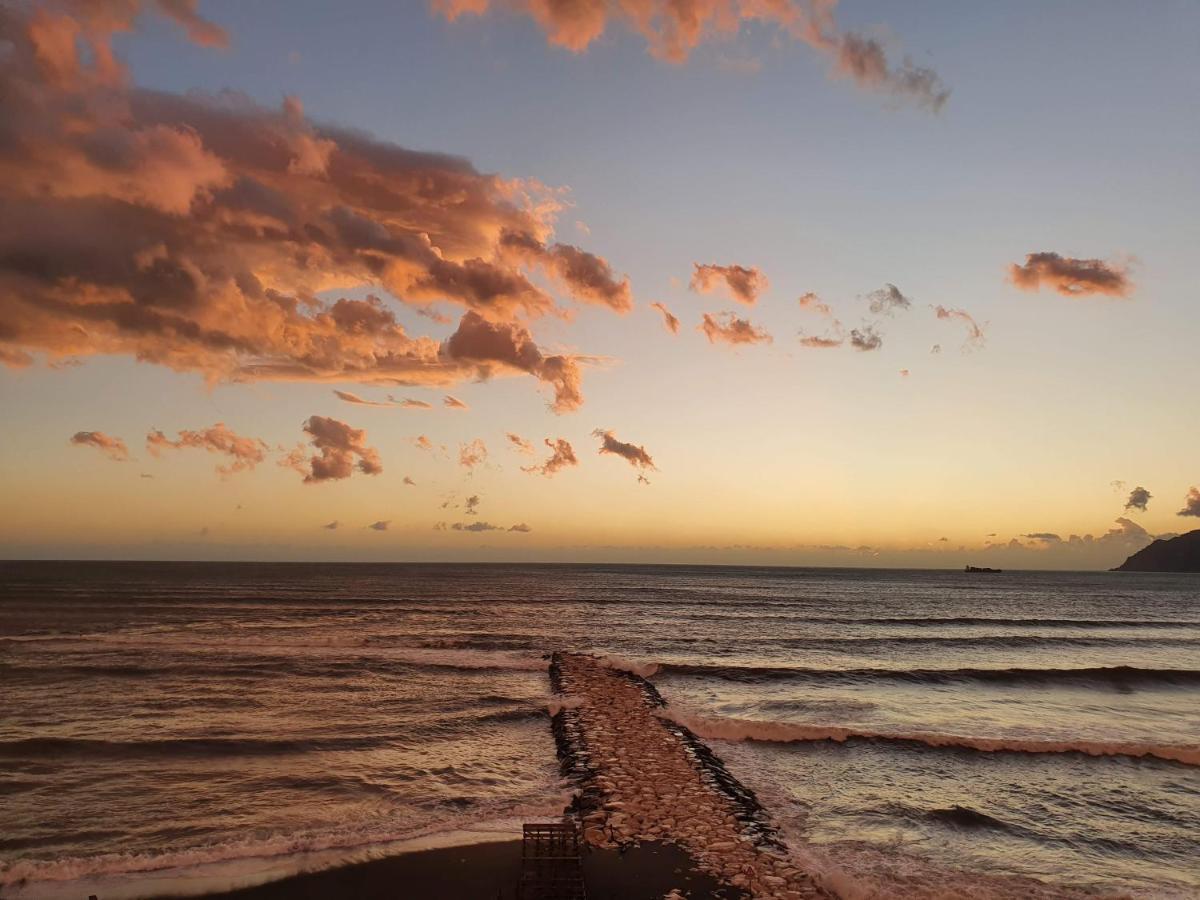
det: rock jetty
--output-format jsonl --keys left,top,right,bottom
{"left": 549, "top": 652, "right": 828, "bottom": 899}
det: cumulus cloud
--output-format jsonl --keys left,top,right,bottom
{"left": 1023, "top": 532, "right": 1063, "bottom": 544}
{"left": 146, "top": 422, "right": 269, "bottom": 475}
{"left": 464, "top": 494, "right": 481, "bottom": 515}
{"left": 499, "top": 229, "right": 633, "bottom": 313}
{"left": 650, "top": 302, "right": 680, "bottom": 334}
{"left": 0, "top": 4, "right": 615, "bottom": 412}
{"left": 523, "top": 438, "right": 578, "bottom": 476}
{"left": 459, "top": 438, "right": 488, "bottom": 469}
{"left": 443, "top": 394, "right": 468, "bottom": 409}
{"left": 849, "top": 325, "right": 882, "bottom": 351}
{"left": 699, "top": 312, "right": 772, "bottom": 346}
{"left": 368, "top": 520, "right": 390, "bottom": 531}
{"left": 865, "top": 283, "right": 912, "bottom": 315}
{"left": 431, "top": 1, "right": 948, "bottom": 110}
{"left": 70, "top": 430, "right": 130, "bottom": 461}
{"left": 1179, "top": 487, "right": 1200, "bottom": 518}
{"left": 690, "top": 263, "right": 767, "bottom": 305}
{"left": 1009, "top": 253, "right": 1132, "bottom": 298}
{"left": 1124, "top": 486, "right": 1152, "bottom": 513}
{"left": 443, "top": 312, "right": 584, "bottom": 412}
{"left": 508, "top": 522, "right": 532, "bottom": 533}
{"left": 932, "top": 305, "right": 985, "bottom": 350}
{"left": 282, "top": 416, "right": 382, "bottom": 483}
{"left": 798, "top": 292, "right": 833, "bottom": 316}
{"left": 594, "top": 429, "right": 656, "bottom": 477}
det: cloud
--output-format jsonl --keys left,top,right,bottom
{"left": 1009, "top": 253, "right": 1132, "bottom": 298}
{"left": 403, "top": 475, "right": 416, "bottom": 486}
{"left": 799, "top": 334, "right": 844, "bottom": 348}
{"left": 1023, "top": 532, "right": 1063, "bottom": 544}
{"left": 451, "top": 520, "right": 501, "bottom": 532}
{"left": 389, "top": 396, "right": 432, "bottom": 409}
{"left": 930, "top": 343, "right": 942, "bottom": 354}
{"left": 594, "top": 429, "right": 656, "bottom": 475}
{"left": 498, "top": 229, "right": 632, "bottom": 313}
{"left": 465, "top": 494, "right": 481, "bottom": 515}
{"left": 650, "top": 302, "right": 680, "bottom": 334}
{"left": 459, "top": 438, "right": 488, "bottom": 469}
{"left": 368, "top": 520, "right": 390, "bottom": 531}
{"left": 865, "top": 283, "right": 912, "bottom": 315}
{"left": 282, "top": 415, "right": 382, "bottom": 483}
{"left": 508, "top": 522, "right": 532, "bottom": 533}
{"left": 932, "top": 305, "right": 985, "bottom": 350}
{"left": 443, "top": 394, "right": 468, "bottom": 409}
{"left": 0, "top": 4, "right": 618, "bottom": 411}
{"left": 146, "top": 422, "right": 269, "bottom": 475}
{"left": 322, "top": 520, "right": 339, "bottom": 530}
{"left": 849, "top": 325, "right": 882, "bottom": 351}
{"left": 1178, "top": 487, "right": 1200, "bottom": 518}
{"left": 431, "top": 1, "right": 948, "bottom": 110}
{"left": 899, "top": 368, "right": 910, "bottom": 377}
{"left": 524, "top": 438, "right": 578, "bottom": 476}
{"left": 690, "top": 263, "right": 767, "bottom": 305}
{"left": 699, "top": 312, "right": 772, "bottom": 346}
{"left": 333, "top": 389, "right": 394, "bottom": 407}
{"left": 413, "top": 435, "right": 434, "bottom": 451}
{"left": 798, "top": 292, "right": 833, "bottom": 316}
{"left": 70, "top": 431, "right": 130, "bottom": 461}
{"left": 1124, "top": 486, "right": 1152, "bottom": 513}
{"left": 443, "top": 311, "right": 584, "bottom": 412}
{"left": 505, "top": 433, "right": 535, "bottom": 454}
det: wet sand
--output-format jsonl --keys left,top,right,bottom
{"left": 187, "top": 838, "right": 735, "bottom": 899}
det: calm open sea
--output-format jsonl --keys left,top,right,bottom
{"left": 1, "top": 562, "right": 1197, "bottom": 898}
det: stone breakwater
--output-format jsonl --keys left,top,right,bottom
{"left": 549, "top": 652, "right": 829, "bottom": 899}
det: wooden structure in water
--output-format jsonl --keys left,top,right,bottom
{"left": 517, "top": 822, "right": 586, "bottom": 899}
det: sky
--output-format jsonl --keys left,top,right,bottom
{"left": 1, "top": 0, "right": 1198, "bottom": 567}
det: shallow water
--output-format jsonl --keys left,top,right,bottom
{"left": 1, "top": 562, "right": 1197, "bottom": 897}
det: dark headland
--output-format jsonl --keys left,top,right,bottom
{"left": 1113, "top": 528, "right": 1200, "bottom": 572}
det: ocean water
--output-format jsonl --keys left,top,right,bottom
{"left": 1, "top": 562, "right": 1197, "bottom": 898}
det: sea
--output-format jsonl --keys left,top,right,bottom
{"left": 1, "top": 562, "right": 1197, "bottom": 899}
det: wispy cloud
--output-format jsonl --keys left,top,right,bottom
{"left": 690, "top": 263, "right": 767, "bottom": 305}
{"left": 70, "top": 431, "right": 130, "bottom": 462}
{"left": 699, "top": 312, "right": 772, "bottom": 346}
{"left": 524, "top": 438, "right": 578, "bottom": 476}
{"left": 650, "top": 302, "right": 680, "bottom": 334}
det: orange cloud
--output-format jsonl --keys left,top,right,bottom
{"left": 594, "top": 429, "right": 656, "bottom": 476}
{"left": 146, "top": 422, "right": 269, "bottom": 475}
{"left": 431, "top": 2, "right": 948, "bottom": 110}
{"left": 524, "top": 438, "right": 578, "bottom": 476}
{"left": 650, "top": 302, "right": 680, "bottom": 334}
{"left": 70, "top": 430, "right": 130, "bottom": 462}
{"left": 390, "top": 396, "right": 433, "bottom": 409}
{"left": 1009, "top": 252, "right": 1132, "bottom": 298}
{"left": 932, "top": 305, "right": 985, "bottom": 349}
{"left": 334, "top": 389, "right": 394, "bottom": 407}
{"left": 283, "top": 416, "right": 382, "bottom": 483}
{"left": 506, "top": 433, "right": 535, "bottom": 454}
{"left": 459, "top": 438, "right": 488, "bottom": 470}
{"left": 798, "top": 292, "right": 833, "bottom": 316}
{"left": 0, "top": 4, "right": 612, "bottom": 411}
{"left": 443, "top": 394, "right": 469, "bottom": 409}
{"left": 690, "top": 263, "right": 767, "bottom": 305}
{"left": 699, "top": 312, "right": 772, "bottom": 346}
{"left": 499, "top": 230, "right": 633, "bottom": 313}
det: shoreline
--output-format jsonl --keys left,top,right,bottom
{"left": 178, "top": 839, "right": 733, "bottom": 900}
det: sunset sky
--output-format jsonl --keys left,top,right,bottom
{"left": 2, "top": 0, "right": 1198, "bottom": 567}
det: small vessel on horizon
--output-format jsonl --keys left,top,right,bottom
{"left": 965, "top": 565, "right": 1003, "bottom": 573}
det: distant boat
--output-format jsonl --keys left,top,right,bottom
{"left": 964, "top": 565, "right": 1002, "bottom": 573}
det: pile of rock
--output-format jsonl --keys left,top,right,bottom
{"left": 549, "top": 652, "right": 829, "bottom": 900}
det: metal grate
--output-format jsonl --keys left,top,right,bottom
{"left": 518, "top": 822, "right": 586, "bottom": 899}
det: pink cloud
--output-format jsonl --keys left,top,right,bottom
{"left": 1009, "top": 253, "right": 1132, "bottom": 298}
{"left": 524, "top": 438, "right": 578, "bottom": 476}
{"left": 699, "top": 312, "right": 772, "bottom": 346}
{"left": 690, "top": 263, "right": 767, "bottom": 305}
{"left": 282, "top": 416, "right": 383, "bottom": 483}
{"left": 650, "top": 302, "right": 680, "bottom": 334}
{"left": 146, "top": 422, "right": 268, "bottom": 475}
{"left": 70, "top": 430, "right": 130, "bottom": 462}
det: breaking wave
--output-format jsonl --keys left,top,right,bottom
{"left": 658, "top": 662, "right": 1200, "bottom": 688}
{"left": 662, "top": 711, "right": 1200, "bottom": 766}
